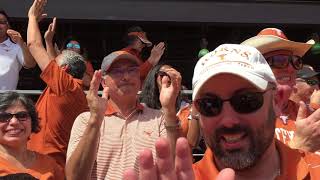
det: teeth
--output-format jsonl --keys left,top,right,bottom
{"left": 6, "top": 129, "right": 22, "bottom": 135}
{"left": 223, "top": 133, "right": 245, "bottom": 143}
{"left": 277, "top": 76, "right": 291, "bottom": 82}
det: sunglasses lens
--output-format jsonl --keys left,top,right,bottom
{"left": 15, "top": 112, "right": 29, "bottom": 121}
{"left": 0, "top": 113, "right": 12, "bottom": 122}
{"left": 291, "top": 56, "right": 303, "bottom": 70}
{"left": 269, "top": 55, "right": 289, "bottom": 69}
{"left": 231, "top": 92, "right": 264, "bottom": 114}
{"left": 195, "top": 96, "right": 222, "bottom": 117}
{"left": 66, "top": 43, "right": 72, "bottom": 48}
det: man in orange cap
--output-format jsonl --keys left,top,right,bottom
{"left": 121, "top": 26, "right": 165, "bottom": 82}
{"left": 242, "top": 28, "right": 320, "bottom": 152}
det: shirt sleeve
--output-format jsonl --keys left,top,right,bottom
{"left": 40, "top": 61, "right": 80, "bottom": 95}
{"left": 66, "top": 112, "right": 92, "bottom": 163}
{"left": 16, "top": 45, "right": 25, "bottom": 66}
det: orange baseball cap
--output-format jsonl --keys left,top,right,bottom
{"left": 241, "top": 28, "right": 314, "bottom": 57}
{"left": 128, "top": 32, "right": 152, "bottom": 47}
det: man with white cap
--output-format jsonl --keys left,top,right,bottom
{"left": 242, "top": 28, "right": 320, "bottom": 152}
{"left": 65, "top": 50, "right": 181, "bottom": 180}
{"left": 123, "top": 44, "right": 320, "bottom": 180}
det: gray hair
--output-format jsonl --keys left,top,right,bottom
{"left": 59, "top": 50, "right": 86, "bottom": 79}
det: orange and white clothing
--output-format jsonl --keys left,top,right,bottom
{"left": 67, "top": 104, "right": 167, "bottom": 180}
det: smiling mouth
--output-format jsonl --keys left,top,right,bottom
{"left": 220, "top": 132, "right": 248, "bottom": 150}
{"left": 6, "top": 129, "right": 23, "bottom": 136}
{"left": 276, "top": 76, "right": 291, "bottom": 82}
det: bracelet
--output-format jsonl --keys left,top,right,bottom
{"left": 164, "top": 120, "right": 181, "bottom": 131}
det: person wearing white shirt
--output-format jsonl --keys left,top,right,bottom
{"left": 0, "top": 10, "right": 36, "bottom": 90}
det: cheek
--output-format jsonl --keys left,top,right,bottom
{"left": 199, "top": 117, "right": 216, "bottom": 136}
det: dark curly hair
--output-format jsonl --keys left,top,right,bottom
{"left": 60, "top": 35, "right": 84, "bottom": 55}
{"left": 140, "top": 64, "right": 181, "bottom": 112}
{"left": 0, "top": 9, "right": 10, "bottom": 25}
{"left": 123, "top": 26, "right": 144, "bottom": 47}
{"left": 0, "top": 92, "right": 40, "bottom": 133}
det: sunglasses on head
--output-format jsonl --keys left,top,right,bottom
{"left": 194, "top": 88, "right": 274, "bottom": 117}
{"left": 266, "top": 55, "right": 303, "bottom": 70}
{"left": 0, "top": 111, "right": 30, "bottom": 123}
{"left": 296, "top": 78, "right": 319, "bottom": 86}
{"left": 66, "top": 43, "right": 81, "bottom": 49}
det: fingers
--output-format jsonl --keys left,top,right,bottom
{"left": 122, "top": 169, "right": 138, "bottom": 180}
{"left": 89, "top": 70, "right": 102, "bottom": 95}
{"left": 102, "top": 86, "right": 109, "bottom": 100}
{"left": 155, "top": 138, "right": 177, "bottom": 180}
{"left": 7, "top": 29, "right": 22, "bottom": 43}
{"left": 52, "top": 17, "right": 57, "bottom": 31}
{"left": 175, "top": 138, "right": 195, "bottom": 180}
{"left": 138, "top": 149, "right": 157, "bottom": 180}
{"left": 216, "top": 168, "right": 235, "bottom": 180}
{"left": 296, "top": 101, "right": 308, "bottom": 121}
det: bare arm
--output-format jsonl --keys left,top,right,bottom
{"left": 44, "top": 17, "right": 58, "bottom": 60}
{"left": 7, "top": 29, "right": 36, "bottom": 68}
{"left": 65, "top": 70, "right": 109, "bottom": 180}
{"left": 27, "top": 0, "right": 50, "bottom": 71}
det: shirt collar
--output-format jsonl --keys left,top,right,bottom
{"left": 193, "top": 140, "right": 310, "bottom": 180}
{"left": 0, "top": 38, "right": 13, "bottom": 47}
{"left": 104, "top": 102, "right": 144, "bottom": 119}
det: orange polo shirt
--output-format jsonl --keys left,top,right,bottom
{"left": 0, "top": 152, "right": 64, "bottom": 180}
{"left": 193, "top": 140, "right": 320, "bottom": 180}
{"left": 121, "top": 47, "right": 153, "bottom": 82}
{"left": 177, "top": 105, "right": 191, "bottom": 138}
{"left": 27, "top": 61, "right": 88, "bottom": 168}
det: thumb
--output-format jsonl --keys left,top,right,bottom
{"left": 296, "top": 101, "right": 308, "bottom": 121}
{"left": 216, "top": 168, "right": 235, "bottom": 180}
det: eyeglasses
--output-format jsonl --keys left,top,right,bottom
{"left": 266, "top": 55, "right": 303, "bottom": 70}
{"left": 0, "top": 20, "right": 8, "bottom": 25}
{"left": 108, "top": 66, "right": 139, "bottom": 77}
{"left": 66, "top": 43, "right": 81, "bottom": 49}
{"left": 296, "top": 79, "right": 319, "bottom": 86}
{"left": 194, "top": 89, "right": 274, "bottom": 117}
{"left": 0, "top": 111, "right": 30, "bottom": 123}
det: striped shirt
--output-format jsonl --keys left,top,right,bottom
{"left": 66, "top": 105, "right": 166, "bottom": 180}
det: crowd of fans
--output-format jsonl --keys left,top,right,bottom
{"left": 2, "top": 0, "right": 320, "bottom": 179}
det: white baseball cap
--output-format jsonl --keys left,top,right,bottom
{"left": 192, "top": 44, "right": 276, "bottom": 100}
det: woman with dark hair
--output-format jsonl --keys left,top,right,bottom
{"left": 0, "top": 92, "right": 64, "bottom": 179}
{"left": 140, "top": 64, "right": 200, "bottom": 149}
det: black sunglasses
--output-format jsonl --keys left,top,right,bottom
{"left": 194, "top": 89, "right": 274, "bottom": 117}
{"left": 0, "top": 111, "right": 30, "bottom": 123}
{"left": 266, "top": 55, "right": 303, "bottom": 70}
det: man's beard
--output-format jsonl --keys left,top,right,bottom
{"left": 205, "top": 105, "right": 276, "bottom": 171}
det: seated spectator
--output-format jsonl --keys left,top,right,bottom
{"left": 27, "top": 0, "right": 88, "bottom": 168}
{"left": 290, "top": 65, "right": 319, "bottom": 106}
{"left": 0, "top": 10, "right": 36, "bottom": 90}
{"left": 140, "top": 64, "right": 200, "bottom": 148}
{"left": 123, "top": 44, "right": 320, "bottom": 180}
{"left": 121, "top": 26, "right": 165, "bottom": 82}
{"left": 66, "top": 50, "right": 181, "bottom": 180}
{"left": 0, "top": 92, "right": 64, "bottom": 179}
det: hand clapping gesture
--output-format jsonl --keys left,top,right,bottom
{"left": 28, "top": 0, "right": 48, "bottom": 21}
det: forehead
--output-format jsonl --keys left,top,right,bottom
{"left": 198, "top": 74, "right": 258, "bottom": 97}
{"left": 109, "top": 58, "right": 138, "bottom": 69}
{"left": 0, "top": 14, "right": 7, "bottom": 21}
{"left": 69, "top": 40, "right": 79, "bottom": 45}
{"left": 159, "top": 65, "right": 172, "bottom": 71}
{"left": 1, "top": 100, "right": 27, "bottom": 112}
{"left": 264, "top": 50, "right": 294, "bottom": 58}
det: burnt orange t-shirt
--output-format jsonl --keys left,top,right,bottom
{"left": 27, "top": 61, "right": 88, "bottom": 168}
{"left": 177, "top": 105, "right": 191, "bottom": 138}
{"left": 0, "top": 152, "right": 65, "bottom": 180}
{"left": 121, "top": 47, "right": 153, "bottom": 82}
{"left": 193, "top": 140, "right": 320, "bottom": 180}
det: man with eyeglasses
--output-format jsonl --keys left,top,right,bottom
{"left": 66, "top": 50, "right": 182, "bottom": 179}
{"left": 0, "top": 10, "right": 36, "bottom": 90}
{"left": 122, "top": 44, "right": 320, "bottom": 180}
{"left": 241, "top": 28, "right": 320, "bottom": 153}
{"left": 290, "top": 65, "right": 320, "bottom": 107}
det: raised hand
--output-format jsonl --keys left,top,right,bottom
{"left": 44, "top": 17, "right": 56, "bottom": 41}
{"left": 123, "top": 137, "right": 194, "bottom": 180}
{"left": 28, "top": 0, "right": 47, "bottom": 21}
{"left": 159, "top": 68, "right": 182, "bottom": 115}
{"left": 291, "top": 101, "right": 320, "bottom": 152}
{"left": 87, "top": 70, "right": 109, "bottom": 120}
{"left": 149, "top": 42, "right": 166, "bottom": 65}
{"left": 6, "top": 29, "right": 24, "bottom": 45}
{"left": 310, "top": 89, "right": 320, "bottom": 106}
